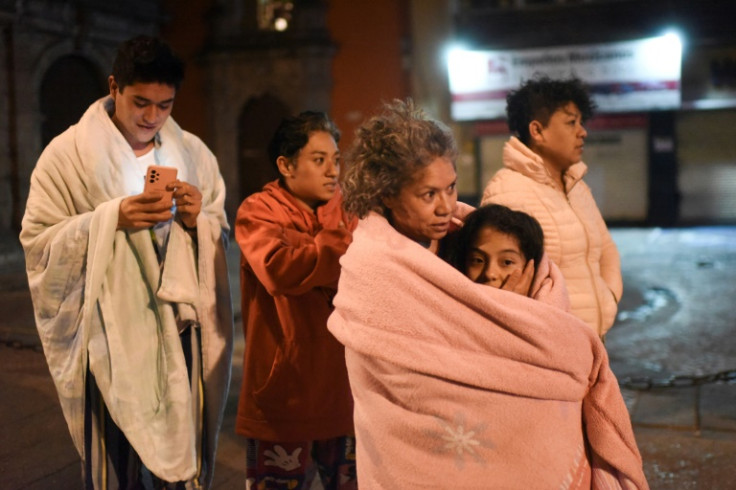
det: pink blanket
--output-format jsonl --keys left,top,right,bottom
{"left": 328, "top": 213, "right": 647, "bottom": 489}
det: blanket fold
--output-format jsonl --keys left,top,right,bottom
{"left": 328, "top": 212, "right": 647, "bottom": 489}
{"left": 20, "top": 97, "right": 233, "bottom": 483}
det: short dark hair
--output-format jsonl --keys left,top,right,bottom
{"left": 506, "top": 75, "right": 595, "bottom": 146}
{"left": 111, "top": 36, "right": 185, "bottom": 91}
{"left": 267, "top": 111, "right": 341, "bottom": 180}
{"left": 441, "top": 204, "right": 544, "bottom": 276}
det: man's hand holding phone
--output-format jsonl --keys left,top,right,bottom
{"left": 117, "top": 165, "right": 202, "bottom": 231}
{"left": 118, "top": 166, "right": 177, "bottom": 230}
{"left": 118, "top": 190, "right": 175, "bottom": 230}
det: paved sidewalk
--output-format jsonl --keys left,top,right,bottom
{"left": 618, "top": 384, "right": 736, "bottom": 489}
{"left": 1, "top": 228, "right": 735, "bottom": 489}
{"left": 606, "top": 226, "right": 736, "bottom": 489}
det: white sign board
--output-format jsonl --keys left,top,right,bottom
{"left": 448, "top": 35, "right": 682, "bottom": 121}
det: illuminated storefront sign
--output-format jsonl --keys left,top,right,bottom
{"left": 447, "top": 34, "right": 682, "bottom": 121}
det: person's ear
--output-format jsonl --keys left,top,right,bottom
{"left": 381, "top": 195, "right": 396, "bottom": 211}
{"left": 276, "top": 156, "right": 294, "bottom": 178}
{"left": 108, "top": 76, "right": 119, "bottom": 98}
{"left": 529, "top": 120, "right": 545, "bottom": 143}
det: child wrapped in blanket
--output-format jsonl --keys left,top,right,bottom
{"left": 440, "top": 203, "right": 545, "bottom": 294}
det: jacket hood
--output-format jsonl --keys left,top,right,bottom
{"left": 258, "top": 179, "right": 347, "bottom": 229}
{"left": 261, "top": 180, "right": 306, "bottom": 212}
{"left": 503, "top": 136, "right": 588, "bottom": 193}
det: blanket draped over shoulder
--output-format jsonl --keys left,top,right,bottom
{"left": 20, "top": 97, "right": 233, "bottom": 483}
{"left": 328, "top": 212, "right": 647, "bottom": 490}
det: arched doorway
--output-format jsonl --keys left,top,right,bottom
{"left": 40, "top": 55, "right": 106, "bottom": 147}
{"left": 238, "top": 94, "right": 291, "bottom": 201}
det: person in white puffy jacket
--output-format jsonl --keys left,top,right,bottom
{"left": 482, "top": 76, "right": 622, "bottom": 338}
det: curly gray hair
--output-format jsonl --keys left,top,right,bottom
{"left": 342, "top": 99, "right": 458, "bottom": 218}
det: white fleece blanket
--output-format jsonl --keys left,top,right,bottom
{"left": 20, "top": 97, "right": 233, "bottom": 482}
{"left": 328, "top": 213, "right": 647, "bottom": 489}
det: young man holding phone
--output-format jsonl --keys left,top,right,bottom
{"left": 20, "top": 36, "right": 232, "bottom": 488}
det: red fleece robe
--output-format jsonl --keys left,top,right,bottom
{"left": 235, "top": 180, "right": 356, "bottom": 441}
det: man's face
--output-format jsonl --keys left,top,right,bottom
{"left": 533, "top": 102, "right": 587, "bottom": 173}
{"left": 383, "top": 156, "right": 458, "bottom": 244}
{"left": 281, "top": 131, "right": 341, "bottom": 210}
{"left": 109, "top": 77, "right": 176, "bottom": 153}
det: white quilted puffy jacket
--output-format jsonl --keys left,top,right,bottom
{"left": 482, "top": 136, "right": 622, "bottom": 336}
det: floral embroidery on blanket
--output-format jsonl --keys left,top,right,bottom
{"left": 425, "top": 412, "right": 495, "bottom": 469}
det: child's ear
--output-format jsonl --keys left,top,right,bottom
{"left": 276, "top": 156, "right": 294, "bottom": 178}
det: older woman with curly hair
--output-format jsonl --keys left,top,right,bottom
{"left": 341, "top": 99, "right": 465, "bottom": 249}
{"left": 328, "top": 99, "right": 646, "bottom": 489}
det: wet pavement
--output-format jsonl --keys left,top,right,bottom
{"left": 1, "top": 227, "right": 735, "bottom": 489}
{"left": 605, "top": 227, "right": 736, "bottom": 490}
{"left": 608, "top": 227, "right": 736, "bottom": 379}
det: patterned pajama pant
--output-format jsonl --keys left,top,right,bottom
{"left": 244, "top": 436, "right": 357, "bottom": 490}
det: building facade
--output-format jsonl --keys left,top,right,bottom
{"left": 0, "top": 0, "right": 164, "bottom": 235}
{"left": 0, "top": 0, "right": 413, "bottom": 240}
{"left": 4, "top": 0, "right": 734, "bottom": 245}
{"left": 199, "top": 0, "right": 411, "bottom": 219}
{"left": 201, "top": 0, "right": 337, "bottom": 217}
{"left": 451, "top": 0, "right": 736, "bottom": 225}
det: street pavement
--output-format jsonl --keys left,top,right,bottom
{"left": 1, "top": 226, "right": 735, "bottom": 489}
{"left": 606, "top": 227, "right": 736, "bottom": 490}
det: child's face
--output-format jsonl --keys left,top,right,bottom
{"left": 280, "top": 130, "right": 340, "bottom": 209}
{"left": 465, "top": 226, "right": 527, "bottom": 289}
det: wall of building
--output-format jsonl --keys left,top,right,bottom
{"left": 450, "top": 0, "right": 736, "bottom": 225}
{"left": 200, "top": 0, "right": 338, "bottom": 219}
{"left": 677, "top": 109, "right": 736, "bottom": 222}
{"left": 7, "top": 0, "right": 733, "bottom": 239}
{"left": 0, "top": 26, "right": 13, "bottom": 231}
{"left": 0, "top": 1, "right": 160, "bottom": 236}
{"left": 160, "top": 0, "right": 215, "bottom": 144}
{"left": 327, "top": 0, "right": 410, "bottom": 149}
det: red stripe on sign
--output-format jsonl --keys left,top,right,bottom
{"left": 452, "top": 80, "right": 680, "bottom": 103}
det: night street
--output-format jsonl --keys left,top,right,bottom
{"left": 607, "top": 227, "right": 736, "bottom": 489}
{"left": 2, "top": 1, "right": 736, "bottom": 488}
{"left": 2, "top": 226, "right": 735, "bottom": 489}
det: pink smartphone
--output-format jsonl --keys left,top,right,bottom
{"left": 144, "top": 165, "right": 178, "bottom": 197}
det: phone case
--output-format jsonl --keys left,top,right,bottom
{"left": 144, "top": 165, "right": 178, "bottom": 194}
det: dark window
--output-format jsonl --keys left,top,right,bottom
{"left": 40, "top": 55, "right": 106, "bottom": 147}
{"left": 238, "top": 94, "right": 291, "bottom": 199}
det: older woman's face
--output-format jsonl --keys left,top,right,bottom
{"left": 383, "top": 156, "right": 457, "bottom": 243}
